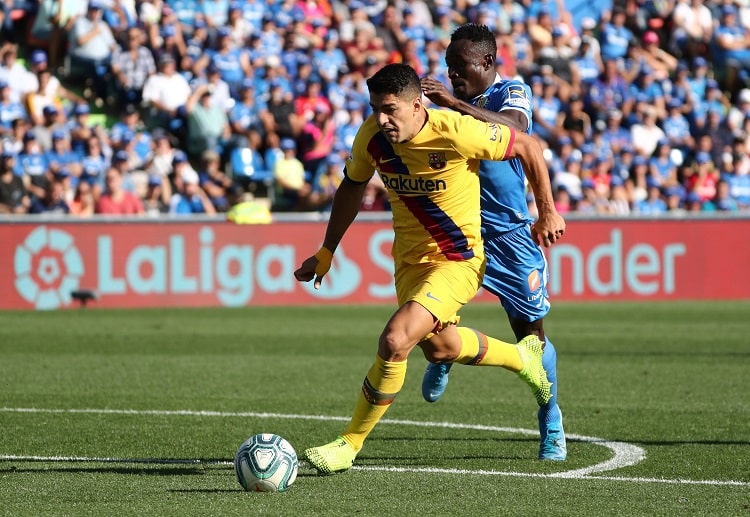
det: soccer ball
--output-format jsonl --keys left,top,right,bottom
{"left": 234, "top": 433, "right": 298, "bottom": 492}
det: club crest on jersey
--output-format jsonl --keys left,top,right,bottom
{"left": 428, "top": 152, "right": 446, "bottom": 170}
{"left": 476, "top": 95, "right": 489, "bottom": 109}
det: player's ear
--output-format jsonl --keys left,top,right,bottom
{"left": 484, "top": 54, "right": 494, "bottom": 70}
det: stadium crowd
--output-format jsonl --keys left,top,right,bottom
{"left": 0, "top": 0, "right": 749, "bottom": 217}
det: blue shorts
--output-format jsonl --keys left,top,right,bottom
{"left": 482, "top": 225, "right": 550, "bottom": 323}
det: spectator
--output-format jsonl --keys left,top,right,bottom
{"left": 714, "top": 179, "right": 739, "bottom": 212}
{"left": 588, "top": 58, "right": 633, "bottom": 124}
{"left": 142, "top": 175, "right": 169, "bottom": 216}
{"left": 200, "top": 64, "right": 234, "bottom": 113}
{"left": 306, "top": 153, "right": 343, "bottom": 212}
{"left": 0, "top": 150, "right": 28, "bottom": 213}
{"left": 272, "top": 137, "right": 307, "bottom": 211}
{"left": 68, "top": 0, "right": 118, "bottom": 103}
{"left": 0, "top": 43, "right": 36, "bottom": 104}
{"left": 312, "top": 29, "right": 348, "bottom": 84}
{"left": 26, "top": 71, "right": 66, "bottom": 128}
{"left": 687, "top": 152, "right": 719, "bottom": 202}
{"left": 0, "top": 81, "right": 25, "bottom": 137}
{"left": 69, "top": 179, "right": 96, "bottom": 217}
{"left": 80, "top": 134, "right": 110, "bottom": 194}
{"left": 141, "top": 54, "right": 192, "bottom": 132}
{"left": 110, "top": 25, "right": 157, "bottom": 105}
{"left": 558, "top": 94, "right": 591, "bottom": 148}
{"left": 600, "top": 6, "right": 633, "bottom": 62}
{"left": 630, "top": 106, "right": 666, "bottom": 157}
{"left": 228, "top": 79, "right": 265, "bottom": 150}
{"left": 635, "top": 179, "right": 668, "bottom": 214}
{"left": 195, "top": 27, "right": 250, "bottom": 93}
{"left": 197, "top": 149, "right": 233, "bottom": 212}
{"left": 713, "top": 5, "right": 750, "bottom": 92}
{"left": 145, "top": 128, "right": 176, "bottom": 186}
{"left": 297, "top": 103, "right": 335, "bottom": 181}
{"left": 671, "top": 0, "right": 713, "bottom": 61}
{"left": 45, "top": 130, "right": 83, "bottom": 182}
{"left": 662, "top": 97, "right": 694, "bottom": 157}
{"left": 27, "top": 50, "right": 87, "bottom": 106}
{"left": 15, "top": 131, "right": 49, "bottom": 200}
{"left": 260, "top": 79, "right": 301, "bottom": 148}
{"left": 573, "top": 35, "right": 603, "bottom": 88}
{"left": 29, "top": 178, "right": 70, "bottom": 214}
{"left": 95, "top": 166, "right": 144, "bottom": 215}
{"left": 169, "top": 164, "right": 216, "bottom": 215}
{"left": 184, "top": 82, "right": 230, "bottom": 158}
{"left": 639, "top": 31, "right": 678, "bottom": 81}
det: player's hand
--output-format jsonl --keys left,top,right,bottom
{"left": 531, "top": 211, "right": 566, "bottom": 248}
{"left": 294, "top": 247, "right": 332, "bottom": 289}
{"left": 420, "top": 77, "right": 454, "bottom": 108}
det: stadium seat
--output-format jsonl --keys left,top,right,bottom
{"left": 229, "top": 146, "right": 274, "bottom": 202}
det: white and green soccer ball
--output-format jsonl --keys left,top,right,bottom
{"left": 234, "top": 433, "right": 298, "bottom": 492}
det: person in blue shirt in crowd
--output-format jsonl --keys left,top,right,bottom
{"left": 712, "top": 5, "right": 750, "bottom": 93}
{"left": 169, "top": 151, "right": 216, "bottom": 214}
{"left": 421, "top": 23, "right": 567, "bottom": 461}
{"left": 45, "top": 129, "right": 82, "bottom": 185}
{"left": 15, "top": 131, "right": 49, "bottom": 199}
{"left": 0, "top": 81, "right": 26, "bottom": 137}
{"left": 600, "top": 6, "right": 633, "bottom": 62}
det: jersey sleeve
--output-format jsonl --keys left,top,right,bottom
{"left": 453, "top": 115, "right": 517, "bottom": 163}
{"left": 344, "top": 119, "right": 377, "bottom": 184}
{"left": 498, "top": 81, "right": 533, "bottom": 133}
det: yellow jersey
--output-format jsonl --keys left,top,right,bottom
{"left": 345, "top": 108, "right": 517, "bottom": 264}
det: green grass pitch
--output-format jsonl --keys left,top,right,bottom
{"left": 1, "top": 301, "right": 748, "bottom": 516}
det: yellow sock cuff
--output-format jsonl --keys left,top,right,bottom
{"left": 455, "top": 327, "right": 522, "bottom": 370}
{"left": 455, "top": 327, "right": 487, "bottom": 364}
{"left": 362, "top": 355, "right": 407, "bottom": 403}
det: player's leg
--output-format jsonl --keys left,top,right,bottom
{"left": 498, "top": 228, "right": 566, "bottom": 461}
{"left": 304, "top": 300, "right": 436, "bottom": 475}
{"left": 304, "top": 262, "right": 457, "bottom": 475}
{"left": 509, "top": 315, "right": 565, "bottom": 459}
{"left": 419, "top": 257, "right": 551, "bottom": 405}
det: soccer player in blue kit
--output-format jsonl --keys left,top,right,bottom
{"left": 421, "top": 24, "right": 568, "bottom": 460}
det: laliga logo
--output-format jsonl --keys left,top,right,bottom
{"left": 14, "top": 226, "right": 84, "bottom": 310}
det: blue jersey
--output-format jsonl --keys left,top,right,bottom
{"left": 471, "top": 77, "right": 534, "bottom": 238}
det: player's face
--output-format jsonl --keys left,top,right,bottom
{"left": 445, "top": 39, "right": 491, "bottom": 101}
{"left": 369, "top": 92, "right": 422, "bottom": 143}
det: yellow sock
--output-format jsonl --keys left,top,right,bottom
{"left": 454, "top": 327, "right": 523, "bottom": 372}
{"left": 342, "top": 355, "right": 407, "bottom": 452}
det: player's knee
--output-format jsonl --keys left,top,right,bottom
{"left": 377, "top": 329, "right": 413, "bottom": 361}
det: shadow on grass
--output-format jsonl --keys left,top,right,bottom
{"left": 0, "top": 457, "right": 233, "bottom": 476}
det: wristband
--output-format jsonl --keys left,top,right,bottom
{"left": 314, "top": 247, "right": 333, "bottom": 276}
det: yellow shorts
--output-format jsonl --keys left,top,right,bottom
{"left": 394, "top": 255, "right": 485, "bottom": 336}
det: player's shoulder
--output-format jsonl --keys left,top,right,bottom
{"left": 427, "top": 107, "right": 481, "bottom": 133}
{"left": 487, "top": 80, "right": 532, "bottom": 112}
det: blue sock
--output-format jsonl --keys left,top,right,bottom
{"left": 539, "top": 339, "right": 561, "bottom": 428}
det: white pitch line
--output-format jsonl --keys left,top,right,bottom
{"left": 2, "top": 406, "right": 746, "bottom": 487}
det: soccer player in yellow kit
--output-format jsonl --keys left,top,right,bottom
{"left": 294, "top": 63, "right": 563, "bottom": 475}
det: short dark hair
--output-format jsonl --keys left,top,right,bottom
{"left": 366, "top": 63, "right": 421, "bottom": 98}
{"left": 450, "top": 23, "right": 497, "bottom": 58}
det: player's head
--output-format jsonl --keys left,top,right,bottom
{"left": 366, "top": 63, "right": 425, "bottom": 144}
{"left": 445, "top": 23, "right": 497, "bottom": 100}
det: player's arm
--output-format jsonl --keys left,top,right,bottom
{"left": 421, "top": 77, "right": 528, "bottom": 131}
{"left": 504, "top": 131, "right": 565, "bottom": 247}
{"left": 294, "top": 176, "right": 368, "bottom": 288}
